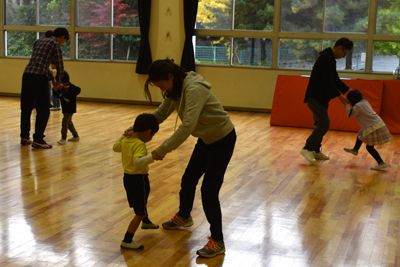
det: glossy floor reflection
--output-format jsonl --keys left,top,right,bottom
{"left": 1, "top": 96, "right": 399, "bottom": 266}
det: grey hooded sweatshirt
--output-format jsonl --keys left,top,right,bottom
{"left": 152, "top": 71, "right": 234, "bottom": 158}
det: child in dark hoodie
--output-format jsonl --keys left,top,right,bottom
{"left": 53, "top": 71, "right": 81, "bottom": 145}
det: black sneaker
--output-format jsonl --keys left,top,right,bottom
{"left": 162, "top": 213, "right": 193, "bottom": 229}
{"left": 32, "top": 141, "right": 53, "bottom": 149}
{"left": 196, "top": 237, "right": 225, "bottom": 258}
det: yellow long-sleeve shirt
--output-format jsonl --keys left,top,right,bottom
{"left": 113, "top": 135, "right": 154, "bottom": 174}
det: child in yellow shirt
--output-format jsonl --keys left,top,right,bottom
{"left": 113, "top": 113, "right": 159, "bottom": 250}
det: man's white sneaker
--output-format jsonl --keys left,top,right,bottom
{"left": 314, "top": 151, "right": 330, "bottom": 160}
{"left": 300, "top": 149, "right": 316, "bottom": 163}
{"left": 370, "top": 163, "right": 387, "bottom": 170}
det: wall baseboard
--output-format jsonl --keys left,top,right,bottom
{"left": 0, "top": 93, "right": 271, "bottom": 113}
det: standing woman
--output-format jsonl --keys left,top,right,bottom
{"left": 145, "top": 59, "right": 236, "bottom": 258}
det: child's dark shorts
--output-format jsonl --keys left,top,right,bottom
{"left": 123, "top": 173, "right": 150, "bottom": 216}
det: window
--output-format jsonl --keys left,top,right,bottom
{"left": 280, "top": 0, "right": 322, "bottom": 33}
{"left": 6, "top": 31, "right": 36, "bottom": 57}
{"left": 2, "top": 0, "right": 400, "bottom": 72}
{"left": 376, "top": 0, "right": 400, "bottom": 35}
{"left": 195, "top": 0, "right": 275, "bottom": 67}
{"left": 3, "top": 0, "right": 140, "bottom": 62}
{"left": 373, "top": 42, "right": 400, "bottom": 72}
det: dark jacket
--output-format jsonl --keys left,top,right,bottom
{"left": 53, "top": 83, "right": 81, "bottom": 114}
{"left": 304, "top": 48, "right": 349, "bottom": 107}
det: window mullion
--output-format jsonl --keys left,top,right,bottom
{"left": 0, "top": 0, "right": 4, "bottom": 57}
{"left": 271, "top": 0, "right": 281, "bottom": 68}
{"left": 366, "top": 0, "right": 378, "bottom": 72}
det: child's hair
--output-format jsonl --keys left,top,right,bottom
{"left": 133, "top": 113, "right": 159, "bottom": 134}
{"left": 61, "top": 71, "right": 70, "bottom": 83}
{"left": 334, "top": 37, "right": 354, "bottom": 51}
{"left": 347, "top": 89, "right": 363, "bottom": 106}
{"left": 44, "top": 30, "right": 54, "bottom": 38}
{"left": 144, "top": 59, "right": 187, "bottom": 103}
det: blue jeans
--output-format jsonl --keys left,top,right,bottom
{"left": 52, "top": 89, "right": 60, "bottom": 108}
{"left": 304, "top": 98, "right": 330, "bottom": 152}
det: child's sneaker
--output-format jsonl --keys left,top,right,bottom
{"left": 371, "top": 162, "right": 387, "bottom": 170}
{"left": 32, "top": 141, "right": 52, "bottom": 149}
{"left": 344, "top": 147, "right": 358, "bottom": 156}
{"left": 57, "top": 139, "right": 66, "bottom": 145}
{"left": 196, "top": 237, "right": 225, "bottom": 258}
{"left": 120, "top": 240, "right": 144, "bottom": 250}
{"left": 21, "top": 138, "right": 32, "bottom": 146}
{"left": 162, "top": 213, "right": 193, "bottom": 229}
{"left": 141, "top": 222, "right": 159, "bottom": 229}
{"left": 68, "top": 136, "right": 80, "bottom": 141}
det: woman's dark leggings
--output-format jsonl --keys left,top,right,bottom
{"left": 177, "top": 129, "right": 236, "bottom": 241}
{"left": 353, "top": 138, "right": 383, "bottom": 164}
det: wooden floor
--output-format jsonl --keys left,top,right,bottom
{"left": 1, "top": 96, "right": 400, "bottom": 267}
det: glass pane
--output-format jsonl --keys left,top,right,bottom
{"left": 38, "top": 0, "right": 70, "bottom": 26}
{"left": 114, "top": 0, "right": 139, "bottom": 27}
{"left": 77, "top": 0, "right": 110, "bottom": 27}
{"left": 196, "top": 0, "right": 232, "bottom": 30}
{"left": 324, "top": 0, "right": 369, "bottom": 33}
{"left": 194, "top": 36, "right": 231, "bottom": 65}
{"left": 232, "top": 38, "right": 272, "bottom": 67}
{"left": 373, "top": 41, "right": 400, "bottom": 72}
{"left": 234, "top": 0, "right": 274, "bottom": 31}
{"left": 61, "top": 38, "right": 71, "bottom": 59}
{"left": 376, "top": 0, "right": 400, "bottom": 35}
{"left": 112, "top": 34, "right": 140, "bottom": 61}
{"left": 6, "top": 31, "right": 36, "bottom": 57}
{"left": 6, "top": 0, "right": 36, "bottom": 26}
{"left": 323, "top": 40, "right": 367, "bottom": 71}
{"left": 278, "top": 39, "right": 321, "bottom": 68}
{"left": 77, "top": 33, "right": 110, "bottom": 60}
{"left": 280, "top": 0, "right": 323, "bottom": 32}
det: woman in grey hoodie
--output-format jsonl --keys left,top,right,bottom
{"left": 144, "top": 59, "right": 236, "bottom": 258}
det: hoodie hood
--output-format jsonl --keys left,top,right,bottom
{"left": 182, "top": 71, "right": 212, "bottom": 92}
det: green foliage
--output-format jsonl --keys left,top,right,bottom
{"left": 7, "top": 32, "right": 36, "bottom": 57}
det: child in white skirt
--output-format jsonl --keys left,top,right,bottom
{"left": 340, "top": 89, "right": 393, "bottom": 170}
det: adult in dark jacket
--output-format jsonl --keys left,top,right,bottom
{"left": 300, "top": 38, "right": 354, "bottom": 163}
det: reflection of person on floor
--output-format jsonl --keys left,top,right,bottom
{"left": 20, "top": 27, "right": 69, "bottom": 149}
{"left": 300, "top": 37, "right": 354, "bottom": 163}
{"left": 52, "top": 71, "right": 81, "bottom": 145}
{"left": 114, "top": 113, "right": 160, "bottom": 250}
{"left": 340, "top": 89, "right": 393, "bottom": 170}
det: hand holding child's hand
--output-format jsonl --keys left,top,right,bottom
{"left": 124, "top": 127, "right": 134, "bottom": 137}
{"left": 339, "top": 94, "right": 349, "bottom": 105}
{"left": 151, "top": 151, "right": 163, "bottom": 161}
